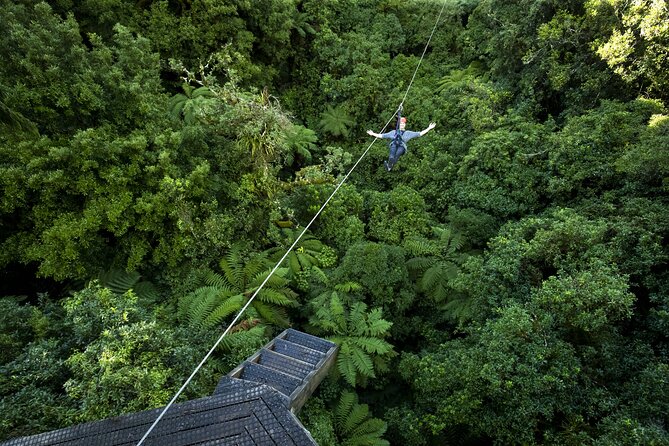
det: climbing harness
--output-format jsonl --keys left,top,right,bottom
{"left": 136, "top": 2, "right": 447, "bottom": 444}
{"left": 385, "top": 107, "right": 406, "bottom": 171}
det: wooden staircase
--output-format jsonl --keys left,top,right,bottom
{"left": 2, "top": 328, "right": 338, "bottom": 446}
{"left": 223, "top": 328, "right": 338, "bottom": 412}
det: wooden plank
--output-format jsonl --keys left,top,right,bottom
{"left": 289, "top": 344, "right": 339, "bottom": 413}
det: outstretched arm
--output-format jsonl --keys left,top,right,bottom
{"left": 367, "top": 129, "right": 383, "bottom": 139}
{"left": 420, "top": 122, "right": 436, "bottom": 137}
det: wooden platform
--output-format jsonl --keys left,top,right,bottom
{"left": 1, "top": 329, "right": 338, "bottom": 446}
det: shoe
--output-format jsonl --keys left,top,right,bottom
{"left": 384, "top": 161, "right": 392, "bottom": 171}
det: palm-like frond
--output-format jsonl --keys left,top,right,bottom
{"left": 337, "top": 344, "right": 357, "bottom": 386}
{"left": 202, "top": 294, "right": 245, "bottom": 327}
{"left": 252, "top": 300, "right": 290, "bottom": 327}
{"left": 319, "top": 105, "right": 354, "bottom": 138}
{"left": 334, "top": 391, "right": 389, "bottom": 446}
{"left": 181, "top": 246, "right": 296, "bottom": 328}
{"left": 179, "top": 286, "right": 221, "bottom": 327}
{"left": 308, "top": 292, "right": 394, "bottom": 386}
{"left": 98, "top": 269, "right": 159, "bottom": 302}
{"left": 353, "top": 337, "right": 392, "bottom": 355}
{"left": 406, "top": 256, "right": 436, "bottom": 275}
{"left": 168, "top": 84, "right": 215, "bottom": 123}
{"left": 283, "top": 124, "right": 317, "bottom": 165}
{"left": 98, "top": 269, "right": 140, "bottom": 295}
{"left": 291, "top": 11, "right": 315, "bottom": 38}
{"left": 335, "top": 391, "right": 357, "bottom": 430}
{"left": 203, "top": 270, "right": 234, "bottom": 293}
{"left": 404, "top": 237, "right": 439, "bottom": 257}
{"left": 350, "top": 347, "right": 375, "bottom": 379}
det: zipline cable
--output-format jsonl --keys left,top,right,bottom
{"left": 400, "top": 0, "right": 448, "bottom": 109}
{"left": 136, "top": 3, "right": 446, "bottom": 444}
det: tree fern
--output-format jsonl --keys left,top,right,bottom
{"left": 283, "top": 124, "right": 317, "bottom": 165}
{"left": 291, "top": 10, "right": 315, "bottom": 38}
{"left": 202, "top": 294, "right": 245, "bottom": 328}
{"left": 335, "top": 391, "right": 356, "bottom": 429}
{"left": 353, "top": 337, "right": 392, "bottom": 355}
{"left": 97, "top": 269, "right": 159, "bottom": 302}
{"left": 178, "top": 245, "right": 297, "bottom": 328}
{"left": 319, "top": 105, "right": 354, "bottom": 138}
{"left": 268, "top": 229, "right": 331, "bottom": 290}
{"left": 334, "top": 391, "right": 389, "bottom": 446}
{"left": 436, "top": 62, "right": 484, "bottom": 94}
{"left": 309, "top": 292, "right": 394, "bottom": 386}
{"left": 168, "top": 83, "right": 215, "bottom": 124}
{"left": 405, "top": 226, "right": 470, "bottom": 305}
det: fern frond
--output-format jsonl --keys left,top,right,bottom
{"left": 310, "top": 313, "right": 339, "bottom": 333}
{"left": 442, "top": 261, "right": 460, "bottom": 281}
{"left": 335, "top": 391, "right": 357, "bottom": 429}
{"left": 342, "top": 434, "right": 389, "bottom": 446}
{"left": 342, "top": 403, "right": 370, "bottom": 436}
{"left": 253, "top": 300, "right": 290, "bottom": 326}
{"left": 337, "top": 345, "right": 357, "bottom": 386}
{"left": 329, "top": 294, "right": 347, "bottom": 329}
{"left": 257, "top": 288, "right": 295, "bottom": 306}
{"left": 431, "top": 282, "right": 449, "bottom": 303}
{"left": 181, "top": 286, "right": 221, "bottom": 328}
{"left": 353, "top": 337, "right": 392, "bottom": 355}
{"left": 363, "top": 308, "right": 391, "bottom": 335}
{"left": 98, "top": 269, "right": 140, "bottom": 295}
{"left": 220, "top": 253, "right": 242, "bottom": 290}
{"left": 350, "top": 418, "right": 387, "bottom": 439}
{"left": 347, "top": 302, "right": 367, "bottom": 335}
{"left": 349, "top": 347, "right": 375, "bottom": 379}
{"left": 448, "top": 232, "right": 466, "bottom": 252}
{"left": 202, "top": 294, "right": 245, "bottom": 328}
{"left": 444, "top": 294, "right": 475, "bottom": 324}
{"left": 250, "top": 268, "right": 289, "bottom": 288}
{"left": 404, "top": 237, "right": 438, "bottom": 256}
{"left": 132, "top": 281, "right": 160, "bottom": 302}
{"left": 334, "top": 282, "right": 362, "bottom": 293}
{"left": 244, "top": 256, "right": 270, "bottom": 285}
{"left": 204, "top": 270, "right": 234, "bottom": 292}
{"left": 310, "top": 266, "right": 328, "bottom": 284}
{"left": 419, "top": 264, "right": 444, "bottom": 293}
{"left": 406, "top": 257, "right": 435, "bottom": 273}
{"left": 218, "top": 324, "right": 266, "bottom": 351}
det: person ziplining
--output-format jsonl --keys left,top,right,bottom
{"left": 367, "top": 108, "right": 436, "bottom": 171}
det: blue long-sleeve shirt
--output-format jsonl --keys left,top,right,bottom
{"left": 379, "top": 130, "right": 422, "bottom": 148}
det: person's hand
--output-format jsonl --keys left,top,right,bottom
{"left": 367, "top": 129, "right": 377, "bottom": 137}
{"left": 428, "top": 122, "right": 436, "bottom": 130}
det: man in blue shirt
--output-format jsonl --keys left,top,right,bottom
{"left": 367, "top": 117, "right": 436, "bottom": 171}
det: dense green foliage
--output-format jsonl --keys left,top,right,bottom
{"left": 1, "top": 0, "right": 668, "bottom": 444}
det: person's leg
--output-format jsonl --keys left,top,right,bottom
{"left": 386, "top": 143, "right": 399, "bottom": 170}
